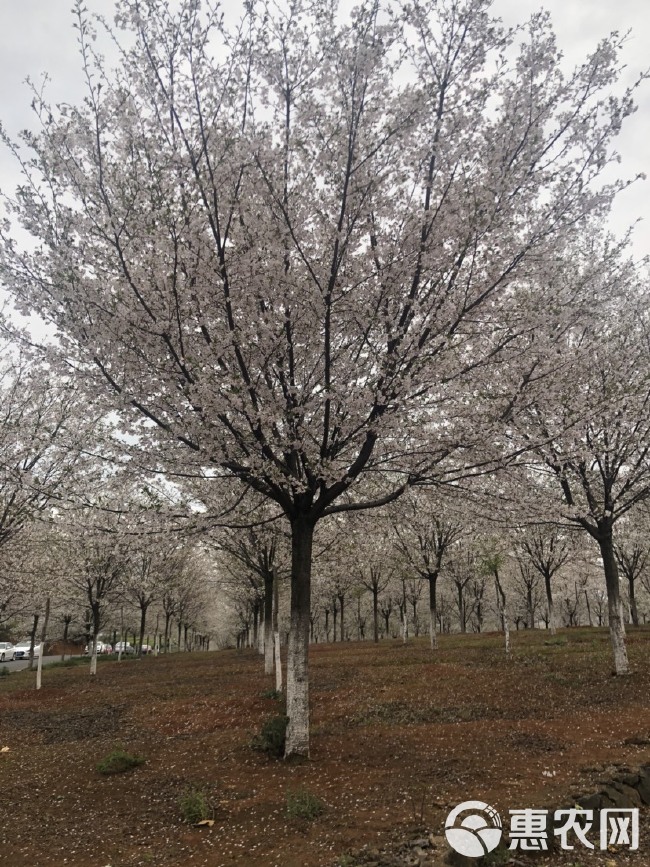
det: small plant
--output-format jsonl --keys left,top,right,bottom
{"left": 179, "top": 786, "right": 212, "bottom": 824}
{"left": 96, "top": 747, "right": 145, "bottom": 775}
{"left": 251, "top": 714, "right": 288, "bottom": 758}
{"left": 261, "top": 688, "right": 282, "bottom": 700}
{"left": 286, "top": 786, "right": 325, "bottom": 820}
{"left": 0, "top": 666, "right": 10, "bottom": 677}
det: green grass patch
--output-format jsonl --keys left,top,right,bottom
{"left": 286, "top": 787, "right": 325, "bottom": 820}
{"left": 179, "top": 786, "right": 212, "bottom": 824}
{"left": 96, "top": 747, "right": 145, "bottom": 775}
{"left": 251, "top": 714, "right": 288, "bottom": 758}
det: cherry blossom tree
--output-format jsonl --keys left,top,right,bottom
{"left": 614, "top": 534, "right": 648, "bottom": 627}
{"left": 0, "top": 349, "right": 92, "bottom": 555}
{"left": 217, "top": 521, "right": 285, "bottom": 673}
{"left": 60, "top": 513, "right": 130, "bottom": 675}
{"left": 0, "top": 0, "right": 640, "bottom": 754}
{"left": 508, "top": 284, "right": 650, "bottom": 674}
{"left": 518, "top": 529, "right": 570, "bottom": 634}
{"left": 392, "top": 492, "right": 463, "bottom": 648}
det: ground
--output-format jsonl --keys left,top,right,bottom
{"left": 1, "top": 627, "right": 650, "bottom": 867}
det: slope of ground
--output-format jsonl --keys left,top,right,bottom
{"left": 1, "top": 628, "right": 649, "bottom": 866}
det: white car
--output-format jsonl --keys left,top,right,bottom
{"left": 0, "top": 642, "right": 15, "bottom": 662}
{"left": 114, "top": 642, "right": 135, "bottom": 655}
{"left": 84, "top": 641, "right": 112, "bottom": 655}
{"left": 12, "top": 641, "right": 42, "bottom": 660}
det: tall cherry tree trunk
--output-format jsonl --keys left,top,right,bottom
{"left": 628, "top": 575, "right": 639, "bottom": 627}
{"left": 494, "top": 569, "right": 510, "bottom": 657}
{"left": 544, "top": 572, "right": 556, "bottom": 635}
{"left": 118, "top": 606, "right": 124, "bottom": 662}
{"left": 599, "top": 530, "right": 629, "bottom": 675}
{"left": 273, "top": 568, "right": 282, "bottom": 693}
{"left": 372, "top": 587, "right": 379, "bottom": 643}
{"left": 28, "top": 614, "right": 39, "bottom": 672}
{"left": 264, "top": 572, "right": 274, "bottom": 675}
{"left": 338, "top": 593, "right": 345, "bottom": 642}
{"left": 428, "top": 574, "right": 438, "bottom": 650}
{"left": 584, "top": 589, "right": 593, "bottom": 626}
{"left": 61, "top": 615, "right": 71, "bottom": 662}
{"left": 36, "top": 597, "right": 50, "bottom": 691}
{"left": 138, "top": 604, "right": 148, "bottom": 657}
{"left": 252, "top": 602, "right": 259, "bottom": 651}
{"left": 285, "top": 516, "right": 313, "bottom": 758}
{"left": 90, "top": 609, "right": 100, "bottom": 677}
{"left": 164, "top": 612, "right": 171, "bottom": 653}
{"left": 526, "top": 584, "right": 534, "bottom": 629}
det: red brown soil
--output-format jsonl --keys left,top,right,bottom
{"left": 1, "top": 627, "right": 650, "bottom": 867}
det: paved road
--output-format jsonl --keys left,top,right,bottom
{"left": 0, "top": 655, "right": 74, "bottom": 673}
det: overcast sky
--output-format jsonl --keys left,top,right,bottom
{"left": 0, "top": 0, "right": 648, "bottom": 258}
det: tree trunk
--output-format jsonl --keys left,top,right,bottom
{"left": 28, "top": 613, "right": 39, "bottom": 672}
{"left": 526, "top": 585, "right": 534, "bottom": 629}
{"left": 584, "top": 589, "right": 593, "bottom": 626}
{"left": 264, "top": 572, "right": 274, "bottom": 675}
{"left": 599, "top": 530, "right": 629, "bottom": 675}
{"left": 36, "top": 597, "right": 50, "bottom": 691}
{"left": 138, "top": 604, "right": 148, "bottom": 657}
{"left": 252, "top": 601, "right": 259, "bottom": 651}
{"left": 428, "top": 574, "right": 438, "bottom": 650}
{"left": 61, "top": 616, "right": 71, "bottom": 662}
{"left": 118, "top": 606, "right": 124, "bottom": 662}
{"left": 285, "top": 515, "right": 313, "bottom": 759}
{"left": 273, "top": 568, "right": 282, "bottom": 693}
{"left": 457, "top": 583, "right": 466, "bottom": 633}
{"left": 544, "top": 573, "right": 556, "bottom": 636}
{"left": 372, "top": 588, "right": 379, "bottom": 644}
{"left": 338, "top": 593, "right": 345, "bottom": 642}
{"left": 164, "top": 612, "right": 171, "bottom": 653}
{"left": 332, "top": 601, "right": 338, "bottom": 642}
{"left": 90, "top": 613, "right": 100, "bottom": 677}
{"left": 494, "top": 570, "right": 510, "bottom": 657}
{"left": 628, "top": 575, "right": 639, "bottom": 627}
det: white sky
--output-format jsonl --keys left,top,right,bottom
{"left": 0, "top": 0, "right": 648, "bottom": 257}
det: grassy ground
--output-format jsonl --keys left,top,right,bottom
{"left": 1, "top": 627, "right": 650, "bottom": 866}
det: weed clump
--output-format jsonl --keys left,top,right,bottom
{"left": 96, "top": 747, "right": 145, "bottom": 775}
{"left": 179, "top": 787, "right": 212, "bottom": 824}
{"left": 0, "top": 667, "right": 9, "bottom": 677}
{"left": 251, "top": 714, "right": 288, "bottom": 758}
{"left": 286, "top": 787, "right": 325, "bottom": 820}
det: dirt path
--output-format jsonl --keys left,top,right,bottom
{"left": 1, "top": 628, "right": 649, "bottom": 866}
